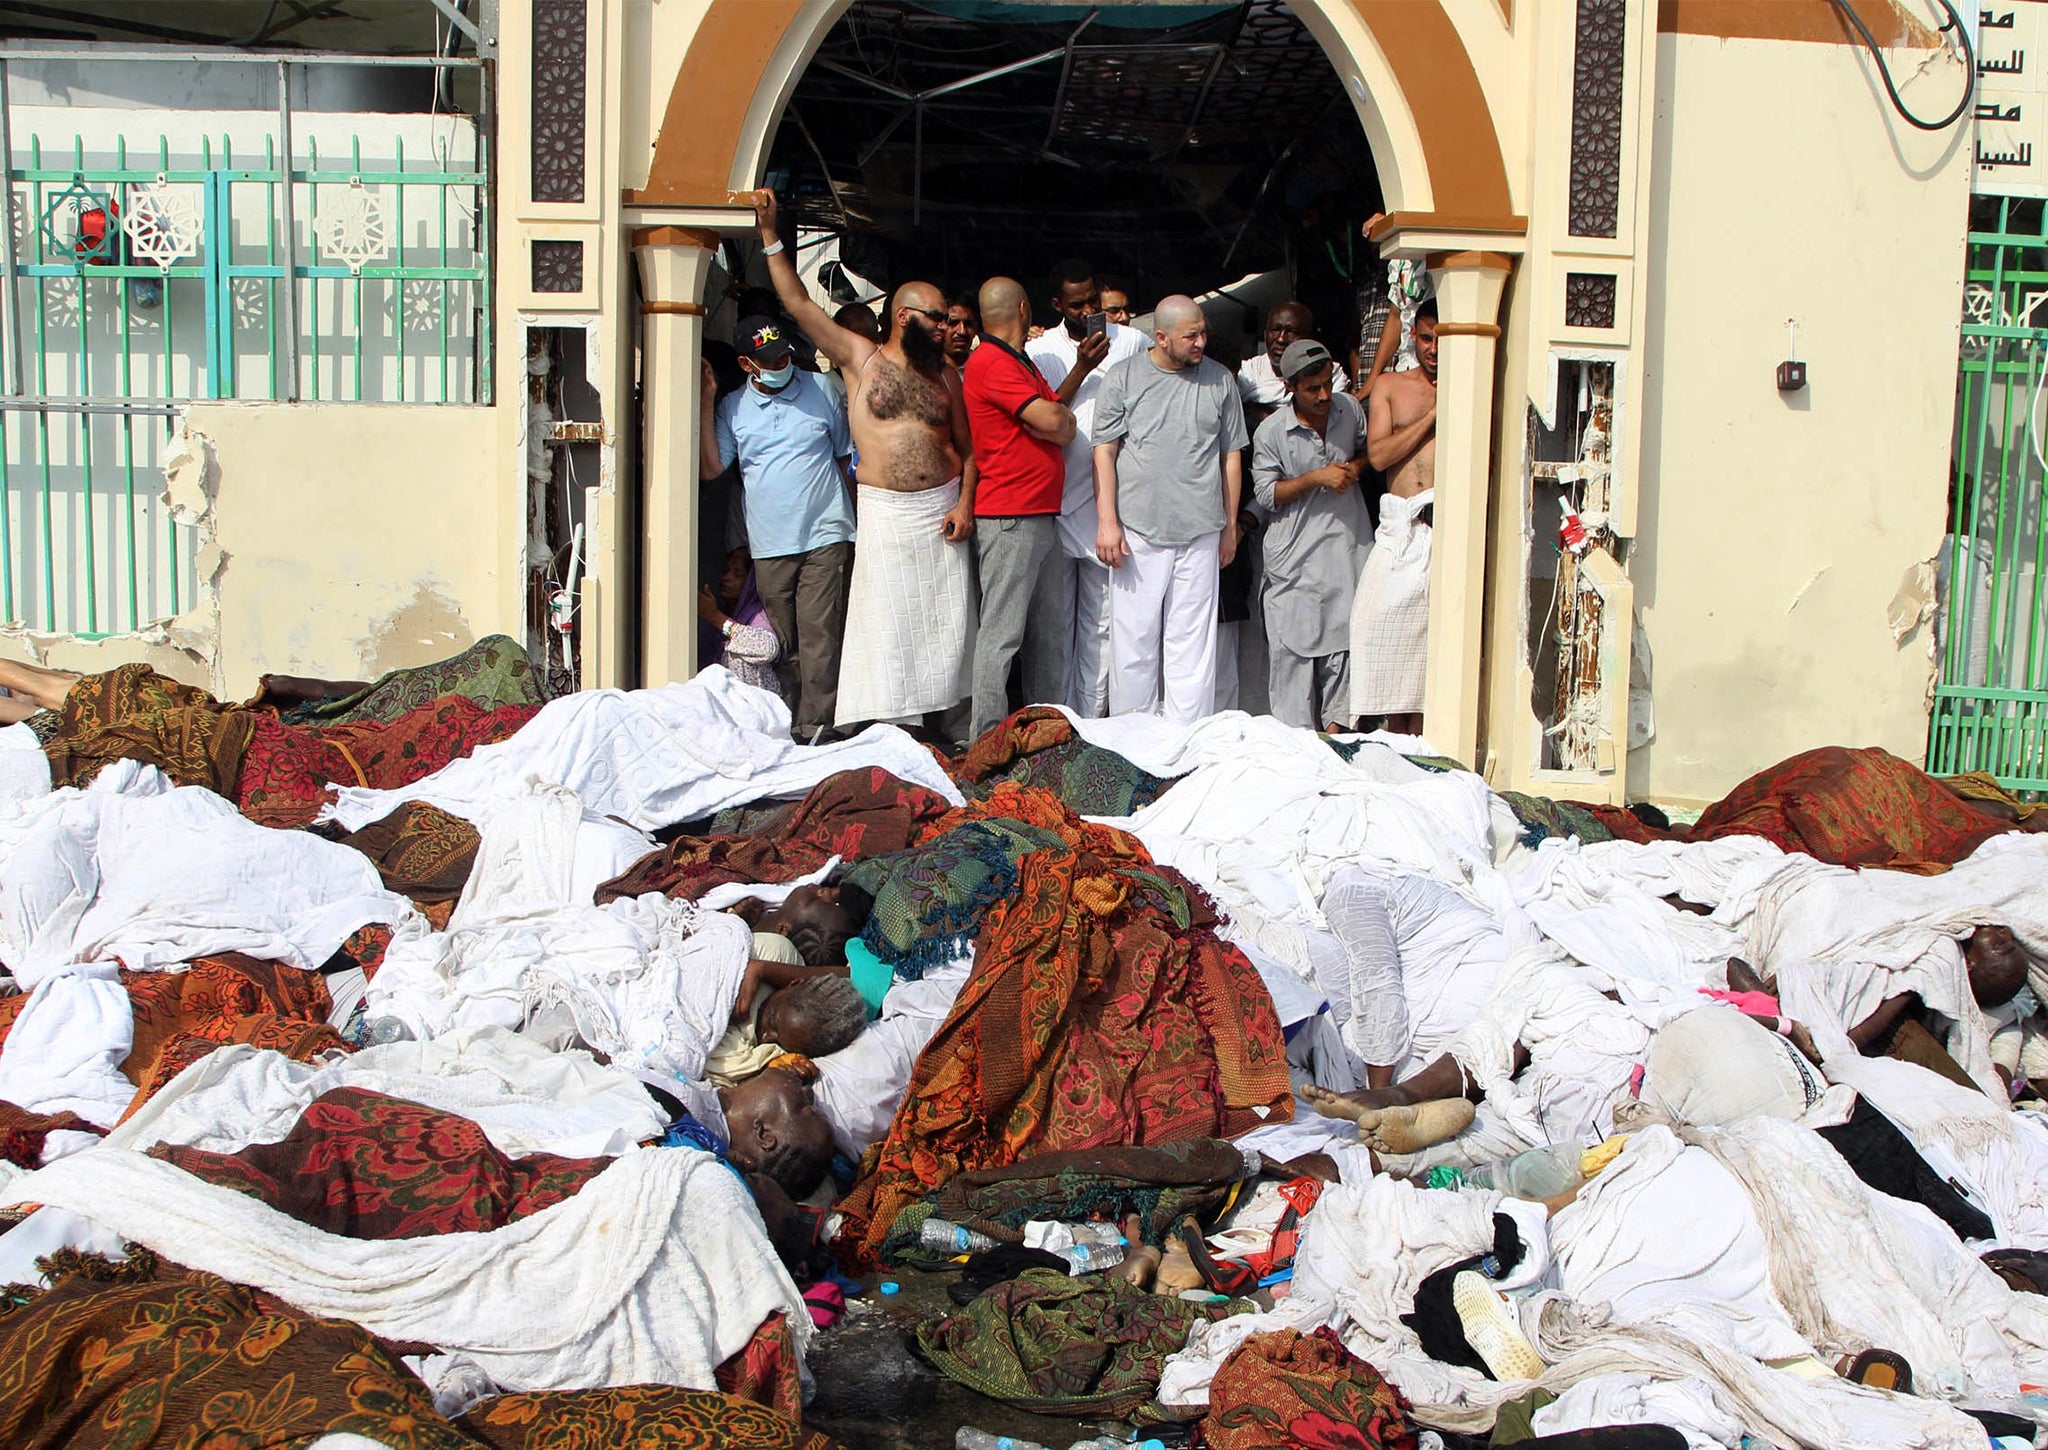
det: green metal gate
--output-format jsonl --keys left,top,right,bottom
{"left": 1932, "top": 194, "right": 2048, "bottom": 791}
{"left": 0, "top": 48, "right": 492, "bottom": 638}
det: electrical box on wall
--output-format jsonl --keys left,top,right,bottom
{"left": 1777, "top": 359, "right": 1806, "bottom": 392}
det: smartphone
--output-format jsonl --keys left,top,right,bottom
{"left": 1084, "top": 311, "right": 1108, "bottom": 339}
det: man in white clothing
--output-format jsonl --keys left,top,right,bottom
{"left": 1093, "top": 295, "right": 1250, "bottom": 723}
{"left": 1236, "top": 300, "right": 1349, "bottom": 432}
{"left": 1028, "top": 259, "right": 1146, "bottom": 716}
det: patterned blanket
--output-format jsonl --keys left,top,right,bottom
{"left": 1685, "top": 745, "right": 2009, "bottom": 872}
{"left": 833, "top": 784, "right": 1293, "bottom": 1268}
{"left": 148, "top": 1087, "right": 607, "bottom": 1239}
{"left": 953, "top": 706, "right": 1174, "bottom": 817}
{"left": 596, "top": 767, "right": 952, "bottom": 905}
{"left": 273, "top": 634, "right": 547, "bottom": 726}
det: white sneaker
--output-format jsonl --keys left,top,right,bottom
{"left": 1452, "top": 1269, "right": 1545, "bottom": 1381}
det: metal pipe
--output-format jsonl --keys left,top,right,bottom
{"left": 0, "top": 59, "right": 20, "bottom": 397}
{"left": 0, "top": 46, "right": 483, "bottom": 67}
{"left": 275, "top": 58, "right": 299, "bottom": 401}
{"left": 0, "top": 398, "right": 179, "bottom": 413}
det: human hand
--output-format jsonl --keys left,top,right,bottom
{"left": 1219, "top": 521, "right": 1239, "bottom": 568}
{"left": 701, "top": 359, "right": 718, "bottom": 399}
{"left": 1327, "top": 460, "right": 1363, "bottom": 492}
{"left": 1026, "top": 324, "right": 1045, "bottom": 341}
{"left": 697, "top": 584, "right": 724, "bottom": 627}
{"left": 1362, "top": 211, "right": 1385, "bottom": 239}
{"left": 941, "top": 501, "right": 975, "bottom": 542}
{"left": 753, "top": 188, "right": 779, "bottom": 240}
{"left": 1096, "top": 518, "right": 1128, "bottom": 569}
{"left": 1074, "top": 330, "right": 1111, "bottom": 371}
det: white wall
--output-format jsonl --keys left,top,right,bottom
{"left": 1630, "top": 30, "right": 1970, "bottom": 804}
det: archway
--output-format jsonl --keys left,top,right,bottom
{"left": 627, "top": 0, "right": 1521, "bottom": 765}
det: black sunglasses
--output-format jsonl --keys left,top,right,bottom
{"left": 905, "top": 306, "right": 948, "bottom": 325}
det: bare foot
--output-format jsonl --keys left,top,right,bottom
{"left": 1360, "top": 1098, "right": 1475, "bottom": 1155}
{"left": 1303, "top": 1083, "right": 1408, "bottom": 1122}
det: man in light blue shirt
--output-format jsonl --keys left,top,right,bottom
{"left": 700, "top": 316, "right": 856, "bottom": 739}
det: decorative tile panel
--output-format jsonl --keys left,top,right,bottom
{"left": 531, "top": 0, "right": 587, "bottom": 204}
{"left": 532, "top": 239, "right": 584, "bottom": 293}
{"left": 1568, "top": 0, "right": 1625, "bottom": 239}
{"left": 1564, "top": 272, "right": 1618, "bottom": 330}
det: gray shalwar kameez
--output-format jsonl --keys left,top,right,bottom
{"left": 1251, "top": 391, "right": 1372, "bottom": 729}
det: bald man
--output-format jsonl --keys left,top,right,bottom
{"left": 960, "top": 276, "right": 1078, "bottom": 738}
{"left": 1092, "top": 295, "right": 1250, "bottom": 723}
{"left": 755, "top": 190, "right": 978, "bottom": 739}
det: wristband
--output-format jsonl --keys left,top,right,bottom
{"left": 762, "top": 239, "right": 785, "bottom": 256}
{"left": 1776, "top": 1016, "right": 1794, "bottom": 1038}
{"left": 722, "top": 619, "right": 735, "bottom": 638}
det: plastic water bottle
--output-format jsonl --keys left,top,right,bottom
{"left": 1055, "top": 1239, "right": 1127, "bottom": 1275}
{"left": 921, "top": 1219, "right": 997, "bottom": 1254}
{"left": 955, "top": 1430, "right": 1050, "bottom": 1450}
{"left": 1464, "top": 1143, "right": 1584, "bottom": 1199}
{"left": 365, "top": 1016, "right": 413, "bottom": 1046}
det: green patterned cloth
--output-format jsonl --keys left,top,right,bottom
{"left": 282, "top": 635, "right": 546, "bottom": 726}
{"left": 840, "top": 816, "right": 1073, "bottom": 977}
{"left": 916, "top": 1267, "right": 1251, "bottom": 1417}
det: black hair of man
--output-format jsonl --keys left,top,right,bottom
{"left": 1049, "top": 257, "right": 1095, "bottom": 296}
{"left": 776, "top": 975, "right": 869, "bottom": 1057}
{"left": 833, "top": 301, "right": 880, "bottom": 341}
{"left": 785, "top": 913, "right": 853, "bottom": 968}
{"left": 1415, "top": 299, "right": 1439, "bottom": 327}
{"left": 946, "top": 290, "right": 979, "bottom": 318}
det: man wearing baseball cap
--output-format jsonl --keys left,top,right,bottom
{"left": 700, "top": 314, "right": 855, "bottom": 740}
{"left": 1250, "top": 337, "right": 1371, "bottom": 730}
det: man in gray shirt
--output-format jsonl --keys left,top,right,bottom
{"left": 1091, "top": 295, "right": 1250, "bottom": 723}
{"left": 1251, "top": 339, "right": 1372, "bottom": 729}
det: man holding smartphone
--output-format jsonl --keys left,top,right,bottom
{"left": 1028, "top": 259, "right": 1147, "bottom": 716}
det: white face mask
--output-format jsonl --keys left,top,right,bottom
{"left": 754, "top": 363, "right": 794, "bottom": 390}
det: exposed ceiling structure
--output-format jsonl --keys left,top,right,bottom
{"left": 0, "top": 1, "right": 480, "bottom": 57}
{"left": 767, "top": 0, "right": 1380, "bottom": 311}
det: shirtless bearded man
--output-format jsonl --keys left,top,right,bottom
{"left": 754, "top": 189, "right": 978, "bottom": 741}
{"left": 1348, "top": 300, "right": 1437, "bottom": 736}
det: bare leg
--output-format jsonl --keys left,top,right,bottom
{"left": 0, "top": 696, "right": 35, "bottom": 724}
{"left": 0, "top": 657, "right": 79, "bottom": 712}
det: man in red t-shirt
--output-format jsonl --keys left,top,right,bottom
{"left": 959, "top": 276, "right": 1078, "bottom": 738}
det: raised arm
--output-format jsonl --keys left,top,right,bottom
{"left": 753, "top": 190, "right": 875, "bottom": 373}
{"left": 700, "top": 363, "right": 728, "bottom": 480}
{"left": 1366, "top": 375, "right": 1436, "bottom": 473}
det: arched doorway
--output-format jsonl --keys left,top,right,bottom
{"left": 625, "top": 0, "right": 1522, "bottom": 765}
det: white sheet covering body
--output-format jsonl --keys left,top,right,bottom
{"left": 324, "top": 667, "right": 963, "bottom": 834}
{"left": 102, "top": 1029, "right": 663, "bottom": 1160}
{"left": 1732, "top": 835, "right": 2048, "bottom": 1095}
{"left": 0, "top": 777, "right": 422, "bottom": 987}
{"left": 0, "top": 1145, "right": 808, "bottom": 1394}
{"left": 813, "top": 959, "right": 971, "bottom": 1159}
{"left": 365, "top": 896, "right": 750, "bottom": 1083}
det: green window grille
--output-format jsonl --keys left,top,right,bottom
{"left": 1933, "top": 194, "right": 2048, "bottom": 792}
{"left": 0, "top": 53, "right": 492, "bottom": 639}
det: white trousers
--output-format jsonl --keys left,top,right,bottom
{"left": 1059, "top": 553, "right": 1111, "bottom": 717}
{"left": 1108, "top": 530, "right": 1219, "bottom": 724}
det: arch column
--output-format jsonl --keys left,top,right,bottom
{"left": 632, "top": 226, "right": 719, "bottom": 685}
{"left": 1421, "top": 249, "right": 1512, "bottom": 768}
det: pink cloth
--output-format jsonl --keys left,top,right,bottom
{"left": 1699, "top": 987, "right": 1781, "bottom": 1017}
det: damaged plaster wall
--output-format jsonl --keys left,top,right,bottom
{"left": 184, "top": 400, "right": 512, "bottom": 699}
{"left": 0, "top": 425, "right": 223, "bottom": 690}
{"left": 1629, "top": 29, "right": 1966, "bottom": 806}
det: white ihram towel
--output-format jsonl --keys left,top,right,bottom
{"left": 835, "top": 482, "right": 976, "bottom": 726}
{"left": 1349, "top": 487, "right": 1432, "bottom": 716}
{"left": 0, "top": 1144, "right": 808, "bottom": 1394}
